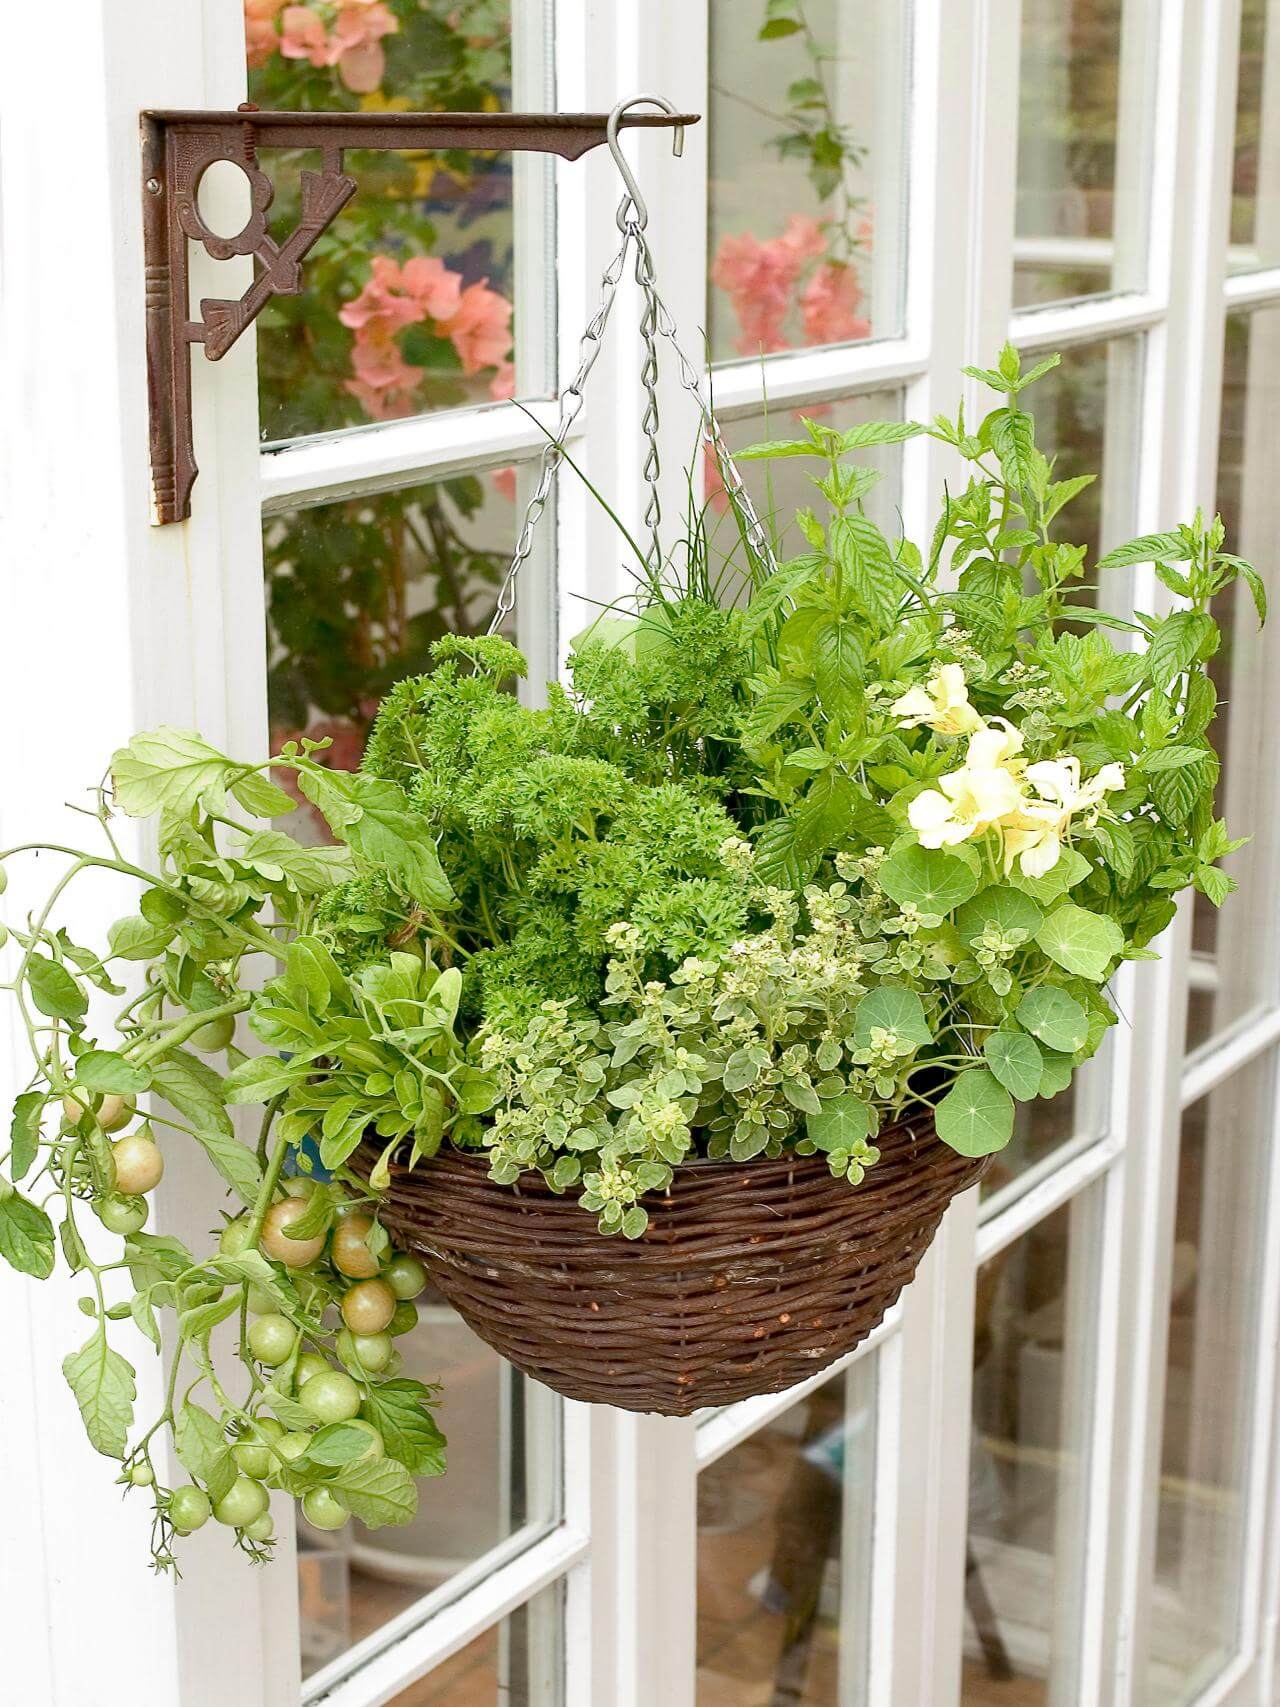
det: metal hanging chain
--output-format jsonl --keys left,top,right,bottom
{"left": 489, "top": 93, "right": 780, "bottom": 634}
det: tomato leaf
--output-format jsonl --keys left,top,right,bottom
{"left": 0, "top": 1190, "right": 55, "bottom": 1278}
{"left": 360, "top": 1379, "right": 447, "bottom": 1477}
{"left": 62, "top": 1331, "right": 136, "bottom": 1457}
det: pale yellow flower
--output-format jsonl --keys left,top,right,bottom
{"left": 891, "top": 665, "right": 984, "bottom": 736}
{"left": 1000, "top": 757, "right": 1126, "bottom": 877}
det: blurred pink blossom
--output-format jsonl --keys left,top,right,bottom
{"left": 489, "top": 359, "right": 516, "bottom": 401}
{"left": 703, "top": 442, "right": 729, "bottom": 514}
{"left": 443, "top": 280, "right": 514, "bottom": 375}
{"left": 492, "top": 466, "right": 517, "bottom": 501}
{"left": 279, "top": 4, "right": 330, "bottom": 66}
{"left": 332, "top": 1, "right": 398, "bottom": 93}
{"left": 800, "top": 262, "right": 870, "bottom": 347}
{"left": 345, "top": 327, "right": 423, "bottom": 419}
{"left": 245, "top": 0, "right": 287, "bottom": 65}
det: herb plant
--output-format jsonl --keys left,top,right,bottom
{"left": 0, "top": 348, "right": 1260, "bottom": 1565}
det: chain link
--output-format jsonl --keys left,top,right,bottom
{"left": 490, "top": 170, "right": 780, "bottom": 633}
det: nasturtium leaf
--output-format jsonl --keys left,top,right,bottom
{"left": 934, "top": 1070, "right": 1015, "bottom": 1157}
{"left": 330, "top": 1452, "right": 419, "bottom": 1528}
{"left": 852, "top": 987, "right": 933, "bottom": 1049}
{"left": 1016, "top": 986, "right": 1089, "bottom": 1053}
{"left": 1007, "top": 846, "right": 1091, "bottom": 904}
{"left": 25, "top": 954, "right": 87, "bottom": 1021}
{"left": 62, "top": 1332, "right": 136, "bottom": 1457}
{"left": 9, "top": 1091, "right": 44, "bottom": 1181}
{"left": 805, "top": 1093, "right": 874, "bottom": 1153}
{"left": 0, "top": 1191, "right": 55, "bottom": 1278}
{"left": 877, "top": 844, "right": 980, "bottom": 914}
{"left": 1037, "top": 1049, "right": 1076, "bottom": 1097}
{"left": 982, "top": 1030, "right": 1043, "bottom": 1102}
{"left": 111, "top": 727, "right": 236, "bottom": 818}
{"left": 1035, "top": 904, "right": 1126, "bottom": 982}
{"left": 74, "top": 1050, "right": 152, "bottom": 1096}
{"left": 955, "top": 886, "right": 1044, "bottom": 944}
{"left": 360, "top": 1379, "right": 448, "bottom": 1477}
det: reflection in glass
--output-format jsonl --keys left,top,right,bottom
{"left": 707, "top": 0, "right": 908, "bottom": 363}
{"left": 264, "top": 467, "right": 526, "bottom": 796}
{"left": 1014, "top": 0, "right": 1150, "bottom": 309}
{"left": 384, "top": 1583, "right": 563, "bottom": 1704}
{"left": 1186, "top": 307, "right": 1280, "bottom": 1051}
{"left": 245, "top": 2, "right": 546, "bottom": 442}
{"left": 962, "top": 1194, "right": 1097, "bottom": 1703}
{"left": 1144, "top": 1057, "right": 1274, "bottom": 1702}
{"left": 714, "top": 390, "right": 904, "bottom": 566}
{"left": 299, "top": 1310, "right": 559, "bottom": 1680}
{"left": 1229, "top": 0, "right": 1280, "bottom": 273}
{"left": 697, "top": 1358, "right": 876, "bottom": 1706}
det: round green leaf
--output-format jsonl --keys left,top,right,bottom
{"left": 1034, "top": 903, "right": 1126, "bottom": 982}
{"left": 1016, "top": 986, "right": 1089, "bottom": 1053}
{"left": 877, "top": 844, "right": 979, "bottom": 914}
{"left": 934, "top": 1070, "right": 1015, "bottom": 1157}
{"left": 806, "top": 1093, "right": 874, "bottom": 1154}
{"left": 851, "top": 986, "right": 933, "bottom": 1049}
{"left": 982, "top": 1029, "right": 1043, "bottom": 1101}
{"left": 1007, "top": 845, "right": 1091, "bottom": 904}
{"left": 955, "top": 886, "right": 1044, "bottom": 945}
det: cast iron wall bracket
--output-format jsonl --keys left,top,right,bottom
{"left": 140, "top": 106, "right": 695, "bottom": 525}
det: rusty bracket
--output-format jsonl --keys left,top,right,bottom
{"left": 140, "top": 106, "right": 696, "bottom": 525}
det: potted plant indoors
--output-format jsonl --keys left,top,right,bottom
{"left": 0, "top": 347, "right": 1260, "bottom": 1566}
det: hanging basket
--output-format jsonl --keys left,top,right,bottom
{"left": 365, "top": 1118, "right": 988, "bottom": 1415}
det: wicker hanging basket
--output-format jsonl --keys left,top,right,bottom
{"left": 367, "top": 1117, "right": 988, "bottom": 1415}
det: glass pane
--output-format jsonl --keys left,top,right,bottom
{"left": 384, "top": 1584, "right": 563, "bottom": 1704}
{"left": 245, "top": 2, "right": 549, "bottom": 443}
{"left": 264, "top": 466, "right": 533, "bottom": 783}
{"left": 715, "top": 389, "right": 905, "bottom": 564}
{"left": 298, "top": 1310, "right": 559, "bottom": 1678}
{"left": 707, "top": 0, "right": 908, "bottom": 363}
{"left": 1228, "top": 0, "right": 1279, "bottom": 274}
{"left": 1185, "top": 306, "right": 1280, "bottom": 1051}
{"left": 1144, "top": 1054, "right": 1276, "bottom": 1702}
{"left": 982, "top": 1061, "right": 1108, "bottom": 1207}
{"left": 697, "top": 1357, "right": 877, "bottom": 1706}
{"left": 1014, "top": 0, "right": 1152, "bottom": 309}
{"left": 962, "top": 1192, "right": 1099, "bottom": 1703}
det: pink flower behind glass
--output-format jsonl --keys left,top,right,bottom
{"left": 703, "top": 442, "right": 729, "bottom": 514}
{"left": 332, "top": 0, "right": 398, "bottom": 93}
{"left": 492, "top": 466, "right": 517, "bottom": 502}
{"left": 279, "top": 4, "right": 330, "bottom": 66}
{"left": 443, "top": 280, "right": 514, "bottom": 375}
{"left": 489, "top": 359, "right": 516, "bottom": 401}
{"left": 245, "top": 0, "right": 286, "bottom": 63}
{"left": 800, "top": 262, "right": 870, "bottom": 347}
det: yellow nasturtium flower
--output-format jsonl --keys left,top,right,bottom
{"left": 1000, "top": 757, "right": 1126, "bottom": 878}
{"left": 891, "top": 665, "right": 985, "bottom": 736}
{"left": 907, "top": 721, "right": 1028, "bottom": 848}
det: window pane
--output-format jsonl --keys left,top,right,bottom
{"left": 1229, "top": 0, "right": 1278, "bottom": 274}
{"left": 245, "top": 2, "right": 550, "bottom": 443}
{"left": 299, "top": 1311, "right": 559, "bottom": 1678}
{"left": 707, "top": 0, "right": 908, "bottom": 364}
{"left": 384, "top": 1584, "right": 563, "bottom": 1704}
{"left": 697, "top": 1357, "right": 876, "bottom": 1706}
{"left": 1144, "top": 1055, "right": 1276, "bottom": 1702}
{"left": 1014, "top": 0, "right": 1152, "bottom": 309}
{"left": 264, "top": 466, "right": 539, "bottom": 779}
{"left": 1186, "top": 307, "right": 1280, "bottom": 1052}
{"left": 716, "top": 389, "right": 905, "bottom": 561}
{"left": 962, "top": 1192, "right": 1099, "bottom": 1703}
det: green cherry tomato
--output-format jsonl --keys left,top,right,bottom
{"left": 169, "top": 1485, "right": 212, "bottom": 1534}
{"left": 233, "top": 1431, "right": 277, "bottom": 1481}
{"left": 110, "top": 1133, "right": 164, "bottom": 1195}
{"left": 191, "top": 1013, "right": 236, "bottom": 1053}
{"left": 282, "top": 1175, "right": 318, "bottom": 1199}
{"left": 302, "top": 1487, "right": 350, "bottom": 1532}
{"left": 382, "top": 1350, "right": 404, "bottom": 1379}
{"left": 213, "top": 1475, "right": 269, "bottom": 1529}
{"left": 342, "top": 1419, "right": 385, "bottom": 1461}
{"left": 244, "top": 1512, "right": 275, "bottom": 1543}
{"left": 247, "top": 1314, "right": 296, "bottom": 1367}
{"left": 300, "top": 1370, "right": 362, "bottom": 1426}
{"left": 294, "top": 1352, "right": 330, "bottom": 1387}
{"left": 341, "top": 1278, "right": 396, "bottom": 1336}
{"left": 384, "top": 1253, "right": 429, "bottom": 1301}
{"left": 128, "top": 1463, "right": 155, "bottom": 1487}
{"left": 261, "top": 1197, "right": 325, "bottom": 1268}
{"left": 219, "top": 1216, "right": 253, "bottom": 1257}
{"left": 389, "top": 1301, "right": 419, "bottom": 1337}
{"left": 95, "top": 1194, "right": 149, "bottom": 1235}
{"left": 337, "top": 1327, "right": 393, "bottom": 1375}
